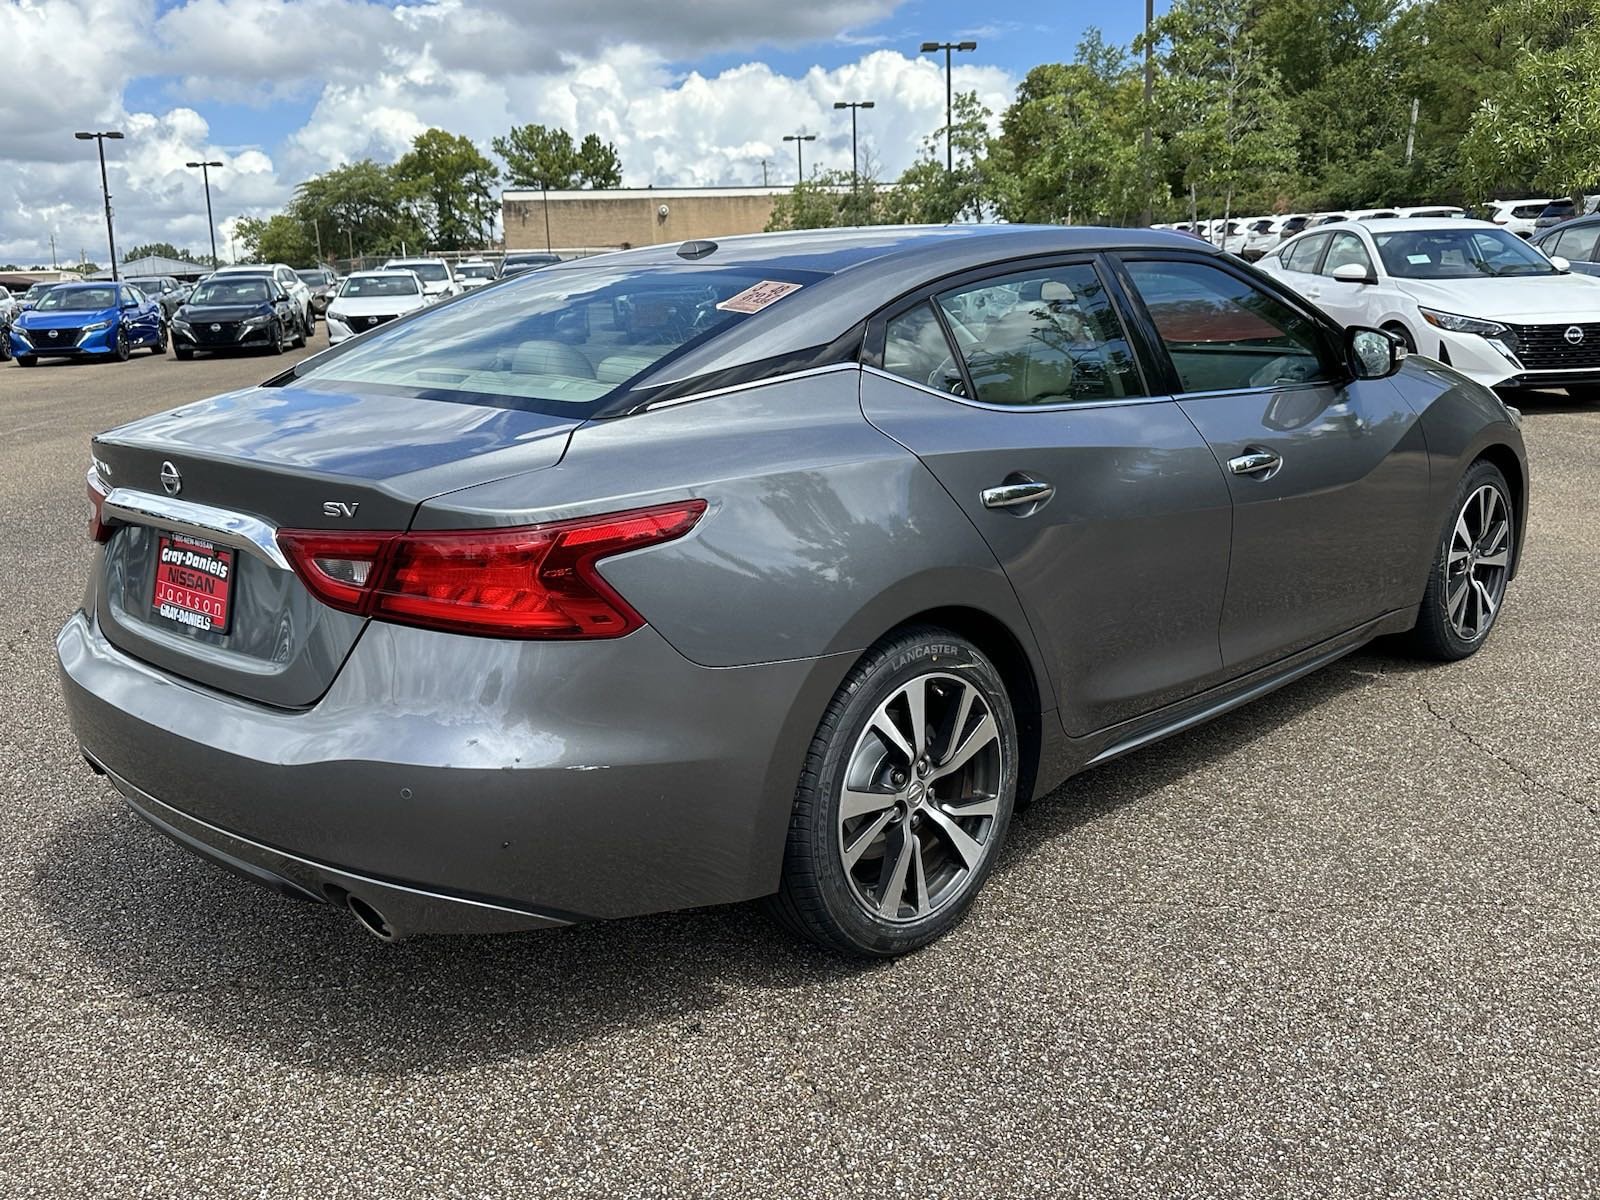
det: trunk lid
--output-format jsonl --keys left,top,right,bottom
{"left": 91, "top": 384, "right": 580, "bottom": 707}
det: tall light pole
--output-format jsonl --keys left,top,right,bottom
{"left": 1141, "top": 0, "right": 1154, "bottom": 227}
{"left": 782, "top": 131, "right": 817, "bottom": 182}
{"left": 185, "top": 160, "right": 223, "bottom": 266}
{"left": 832, "top": 100, "right": 875, "bottom": 192}
{"left": 919, "top": 40, "right": 977, "bottom": 172}
{"left": 74, "top": 130, "right": 124, "bottom": 280}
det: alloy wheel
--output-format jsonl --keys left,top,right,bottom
{"left": 1446, "top": 483, "right": 1511, "bottom": 642}
{"left": 837, "top": 671, "right": 1004, "bottom": 923}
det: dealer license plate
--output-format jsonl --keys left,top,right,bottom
{"left": 151, "top": 533, "right": 235, "bottom": 634}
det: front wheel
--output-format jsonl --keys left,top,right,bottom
{"left": 112, "top": 328, "right": 130, "bottom": 362}
{"left": 771, "top": 626, "right": 1019, "bottom": 957}
{"left": 1382, "top": 322, "right": 1417, "bottom": 354}
{"left": 267, "top": 319, "right": 285, "bottom": 354}
{"left": 152, "top": 324, "right": 167, "bottom": 354}
{"left": 1407, "top": 460, "right": 1514, "bottom": 661}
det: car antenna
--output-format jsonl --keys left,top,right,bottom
{"left": 676, "top": 240, "right": 717, "bottom": 260}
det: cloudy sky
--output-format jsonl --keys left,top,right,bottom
{"left": 3, "top": 0, "right": 1153, "bottom": 267}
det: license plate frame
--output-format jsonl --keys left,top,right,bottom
{"left": 151, "top": 532, "right": 236, "bottom": 635}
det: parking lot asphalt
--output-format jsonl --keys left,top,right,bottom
{"left": 1, "top": 346, "right": 1597, "bottom": 1198}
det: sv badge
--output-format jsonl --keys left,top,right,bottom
{"left": 322, "top": 501, "right": 361, "bottom": 518}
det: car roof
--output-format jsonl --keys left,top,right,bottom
{"left": 542, "top": 225, "right": 1225, "bottom": 388}
{"left": 352, "top": 269, "right": 417, "bottom": 278}
{"left": 1300, "top": 218, "right": 1500, "bottom": 234}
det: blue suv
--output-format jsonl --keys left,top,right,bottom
{"left": 10, "top": 282, "right": 164, "bottom": 366}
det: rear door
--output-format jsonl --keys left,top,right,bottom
{"left": 860, "top": 257, "right": 1233, "bottom": 737}
{"left": 1114, "top": 252, "right": 1431, "bottom": 674}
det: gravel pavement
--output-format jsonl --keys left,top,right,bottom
{"left": 2, "top": 344, "right": 1597, "bottom": 1198}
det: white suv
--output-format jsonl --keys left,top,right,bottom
{"left": 1479, "top": 198, "right": 1553, "bottom": 239}
{"left": 212, "top": 263, "right": 316, "bottom": 335}
{"left": 382, "top": 257, "right": 460, "bottom": 302}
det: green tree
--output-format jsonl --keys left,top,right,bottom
{"left": 1148, "top": 0, "right": 1297, "bottom": 231}
{"left": 1462, "top": 0, "right": 1600, "bottom": 208}
{"left": 290, "top": 159, "right": 423, "bottom": 259}
{"left": 392, "top": 129, "right": 500, "bottom": 251}
{"left": 492, "top": 124, "right": 623, "bottom": 188}
{"left": 233, "top": 214, "right": 317, "bottom": 265}
{"left": 123, "top": 242, "right": 194, "bottom": 262}
{"left": 884, "top": 91, "right": 997, "bottom": 224}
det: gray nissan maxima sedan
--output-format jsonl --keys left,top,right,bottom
{"left": 59, "top": 226, "right": 1527, "bottom": 956}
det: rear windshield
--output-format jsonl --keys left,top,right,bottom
{"left": 290, "top": 263, "right": 823, "bottom": 414}
{"left": 394, "top": 262, "right": 449, "bottom": 282}
{"left": 457, "top": 263, "right": 495, "bottom": 279}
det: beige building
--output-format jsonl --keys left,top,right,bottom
{"left": 502, "top": 186, "right": 801, "bottom": 253}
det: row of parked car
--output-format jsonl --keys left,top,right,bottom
{"left": 1162, "top": 197, "right": 1600, "bottom": 262}
{"left": 2, "top": 250, "right": 564, "bottom": 365}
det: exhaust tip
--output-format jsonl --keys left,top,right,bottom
{"left": 345, "top": 893, "right": 397, "bottom": 942}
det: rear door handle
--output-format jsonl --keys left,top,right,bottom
{"left": 1228, "top": 449, "right": 1282, "bottom": 477}
{"left": 981, "top": 478, "right": 1055, "bottom": 510}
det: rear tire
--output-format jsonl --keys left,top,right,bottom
{"left": 173, "top": 344, "right": 193, "bottom": 360}
{"left": 1407, "top": 460, "right": 1514, "bottom": 661}
{"left": 771, "top": 626, "right": 1018, "bottom": 957}
{"left": 14, "top": 355, "right": 35, "bottom": 367}
{"left": 267, "top": 319, "right": 285, "bottom": 354}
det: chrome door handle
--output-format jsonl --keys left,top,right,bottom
{"left": 981, "top": 479, "right": 1055, "bottom": 509}
{"left": 1228, "top": 449, "right": 1282, "bottom": 476}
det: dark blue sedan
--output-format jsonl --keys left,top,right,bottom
{"left": 10, "top": 282, "right": 164, "bottom": 366}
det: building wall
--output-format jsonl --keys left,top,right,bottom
{"left": 503, "top": 189, "right": 790, "bottom": 251}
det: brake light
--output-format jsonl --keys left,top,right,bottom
{"left": 87, "top": 469, "right": 111, "bottom": 543}
{"left": 278, "top": 500, "right": 706, "bottom": 639}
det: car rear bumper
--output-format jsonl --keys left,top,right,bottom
{"left": 57, "top": 607, "right": 849, "bottom": 934}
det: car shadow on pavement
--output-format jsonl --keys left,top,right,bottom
{"left": 30, "top": 645, "right": 1421, "bottom": 1077}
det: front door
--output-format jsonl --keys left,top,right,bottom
{"left": 1118, "top": 254, "right": 1431, "bottom": 673}
{"left": 860, "top": 259, "right": 1234, "bottom": 737}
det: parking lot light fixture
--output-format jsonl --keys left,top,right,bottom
{"left": 74, "top": 130, "right": 124, "bottom": 281}
{"left": 833, "top": 101, "right": 875, "bottom": 193}
{"left": 782, "top": 131, "right": 817, "bottom": 183}
{"left": 185, "top": 160, "right": 224, "bottom": 268}
{"left": 918, "top": 40, "right": 977, "bottom": 172}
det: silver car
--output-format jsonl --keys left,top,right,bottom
{"left": 59, "top": 227, "right": 1527, "bottom": 956}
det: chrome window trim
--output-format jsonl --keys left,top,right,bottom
{"left": 640, "top": 363, "right": 862, "bottom": 411}
{"left": 862, "top": 364, "right": 1173, "bottom": 411}
{"left": 101, "top": 487, "right": 289, "bottom": 571}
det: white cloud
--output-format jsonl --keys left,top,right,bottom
{"left": 0, "top": 0, "right": 1019, "bottom": 267}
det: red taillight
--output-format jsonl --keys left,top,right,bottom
{"left": 87, "top": 470, "right": 111, "bottom": 543}
{"left": 278, "top": 500, "right": 706, "bottom": 639}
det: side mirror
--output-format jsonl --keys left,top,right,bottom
{"left": 1549, "top": 255, "right": 1571, "bottom": 273}
{"left": 1331, "top": 262, "right": 1376, "bottom": 285}
{"left": 1348, "top": 326, "right": 1404, "bottom": 380}
{"left": 122, "top": 300, "right": 140, "bottom": 310}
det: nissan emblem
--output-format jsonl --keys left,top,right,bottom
{"left": 159, "top": 461, "right": 182, "bottom": 496}
{"left": 1565, "top": 325, "right": 1584, "bottom": 345}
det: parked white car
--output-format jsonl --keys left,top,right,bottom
{"left": 324, "top": 270, "right": 429, "bottom": 344}
{"left": 1397, "top": 205, "right": 1466, "bottom": 220}
{"left": 1478, "top": 198, "right": 1553, "bottom": 239}
{"left": 1257, "top": 217, "right": 1600, "bottom": 396}
{"left": 382, "top": 257, "right": 460, "bottom": 302}
{"left": 0, "top": 285, "right": 18, "bottom": 324}
{"left": 453, "top": 259, "right": 497, "bottom": 290}
{"left": 1241, "top": 216, "right": 1307, "bottom": 260}
{"left": 1350, "top": 208, "right": 1400, "bottom": 221}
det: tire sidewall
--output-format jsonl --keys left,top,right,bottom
{"left": 802, "top": 634, "right": 1018, "bottom": 956}
{"left": 1423, "top": 461, "right": 1512, "bottom": 657}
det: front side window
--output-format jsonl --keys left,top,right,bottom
{"left": 1124, "top": 259, "right": 1335, "bottom": 393}
{"left": 1320, "top": 232, "right": 1375, "bottom": 278}
{"left": 292, "top": 264, "right": 822, "bottom": 413}
{"left": 929, "top": 264, "right": 1141, "bottom": 405}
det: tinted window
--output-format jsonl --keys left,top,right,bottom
{"left": 190, "top": 279, "right": 271, "bottom": 305}
{"left": 1281, "top": 233, "right": 1329, "bottom": 272}
{"left": 1125, "top": 259, "right": 1334, "bottom": 393}
{"left": 293, "top": 264, "right": 823, "bottom": 413}
{"left": 932, "top": 264, "right": 1141, "bottom": 405}
{"left": 1551, "top": 225, "right": 1600, "bottom": 262}
{"left": 339, "top": 275, "right": 422, "bottom": 298}
{"left": 882, "top": 304, "right": 963, "bottom": 395}
{"left": 1512, "top": 204, "right": 1547, "bottom": 218}
{"left": 1320, "top": 232, "right": 1374, "bottom": 278}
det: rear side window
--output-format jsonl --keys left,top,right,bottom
{"left": 1512, "top": 204, "right": 1545, "bottom": 218}
{"left": 925, "top": 263, "right": 1141, "bottom": 405}
{"left": 1124, "top": 259, "right": 1335, "bottom": 393}
{"left": 1281, "top": 233, "right": 1328, "bottom": 272}
{"left": 883, "top": 304, "right": 965, "bottom": 395}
